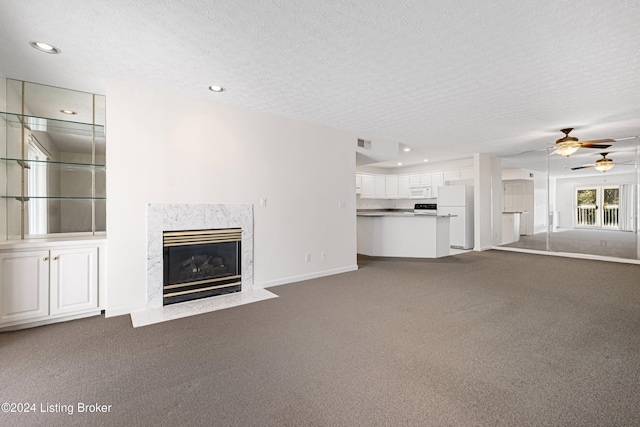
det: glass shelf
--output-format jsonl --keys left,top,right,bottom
{"left": 1, "top": 158, "right": 106, "bottom": 171}
{"left": 0, "top": 112, "right": 105, "bottom": 138}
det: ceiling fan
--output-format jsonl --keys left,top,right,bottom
{"left": 571, "top": 152, "right": 617, "bottom": 172}
{"left": 553, "top": 128, "right": 614, "bottom": 157}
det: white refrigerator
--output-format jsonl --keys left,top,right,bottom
{"left": 437, "top": 184, "right": 474, "bottom": 249}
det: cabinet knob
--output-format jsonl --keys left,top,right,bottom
{"left": 43, "top": 257, "right": 49, "bottom": 261}
{"left": 52, "top": 256, "right": 58, "bottom": 261}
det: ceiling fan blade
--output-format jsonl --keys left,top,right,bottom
{"left": 581, "top": 139, "right": 615, "bottom": 144}
{"left": 570, "top": 165, "right": 595, "bottom": 170}
{"left": 581, "top": 143, "right": 612, "bottom": 149}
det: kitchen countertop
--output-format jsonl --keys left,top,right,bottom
{"left": 356, "top": 210, "right": 455, "bottom": 217}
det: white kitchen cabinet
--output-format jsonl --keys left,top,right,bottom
{"left": 431, "top": 172, "right": 444, "bottom": 197}
{"left": 409, "top": 173, "right": 431, "bottom": 186}
{"left": 444, "top": 170, "right": 460, "bottom": 181}
{"left": 374, "top": 175, "right": 386, "bottom": 198}
{"left": 0, "top": 251, "right": 50, "bottom": 324}
{"left": 50, "top": 247, "right": 98, "bottom": 315}
{"left": 398, "top": 175, "right": 411, "bottom": 198}
{"left": 355, "top": 174, "right": 362, "bottom": 194}
{"left": 385, "top": 175, "right": 399, "bottom": 198}
{"left": 444, "top": 168, "right": 474, "bottom": 182}
{"left": 360, "top": 174, "right": 375, "bottom": 198}
{"left": 0, "top": 242, "right": 102, "bottom": 330}
{"left": 459, "top": 168, "right": 474, "bottom": 181}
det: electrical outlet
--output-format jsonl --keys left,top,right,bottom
{"left": 321, "top": 251, "right": 327, "bottom": 260}
{"left": 305, "top": 253, "right": 311, "bottom": 262}
{"left": 338, "top": 201, "right": 345, "bottom": 208}
{"left": 600, "top": 240, "right": 607, "bottom": 247}
{"left": 260, "top": 198, "right": 267, "bottom": 207}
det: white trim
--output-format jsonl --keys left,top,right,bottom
{"left": 105, "top": 304, "right": 148, "bottom": 318}
{"left": 256, "top": 265, "right": 359, "bottom": 289}
{"left": 0, "top": 310, "right": 101, "bottom": 332}
{"left": 492, "top": 246, "right": 640, "bottom": 265}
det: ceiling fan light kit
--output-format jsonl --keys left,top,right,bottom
{"left": 594, "top": 157, "right": 615, "bottom": 172}
{"left": 553, "top": 128, "right": 614, "bottom": 157}
{"left": 555, "top": 141, "right": 581, "bottom": 157}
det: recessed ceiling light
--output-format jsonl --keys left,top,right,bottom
{"left": 29, "top": 41, "right": 61, "bottom": 54}
{"left": 60, "top": 109, "right": 77, "bottom": 115}
{"left": 423, "top": 159, "right": 429, "bottom": 162}
{"left": 208, "top": 85, "right": 225, "bottom": 92}
{"left": 403, "top": 147, "right": 411, "bottom": 152}
{"left": 397, "top": 162, "right": 403, "bottom": 166}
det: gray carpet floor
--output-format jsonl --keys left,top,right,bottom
{"left": 502, "top": 228, "right": 639, "bottom": 259}
{"left": 1, "top": 250, "right": 639, "bottom": 426}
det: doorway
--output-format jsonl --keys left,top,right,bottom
{"left": 575, "top": 186, "right": 619, "bottom": 229}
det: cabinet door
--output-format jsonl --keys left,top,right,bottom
{"left": 374, "top": 175, "right": 386, "bottom": 198}
{"left": 50, "top": 247, "right": 98, "bottom": 315}
{"left": 444, "top": 170, "right": 460, "bottom": 181}
{"left": 420, "top": 173, "right": 431, "bottom": 185}
{"left": 459, "top": 168, "right": 474, "bottom": 181}
{"left": 385, "top": 175, "right": 398, "bottom": 198}
{"left": 355, "top": 174, "right": 362, "bottom": 193}
{"left": 0, "top": 251, "right": 50, "bottom": 323}
{"left": 361, "top": 175, "right": 374, "bottom": 198}
{"left": 431, "top": 172, "right": 444, "bottom": 197}
{"left": 409, "top": 174, "right": 421, "bottom": 186}
{"left": 398, "top": 175, "right": 411, "bottom": 198}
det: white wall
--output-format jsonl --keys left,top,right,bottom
{"left": 105, "top": 79, "right": 357, "bottom": 314}
{"left": 555, "top": 172, "right": 637, "bottom": 228}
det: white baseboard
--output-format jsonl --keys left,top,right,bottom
{"left": 105, "top": 303, "right": 148, "bottom": 318}
{"left": 254, "top": 265, "right": 359, "bottom": 289}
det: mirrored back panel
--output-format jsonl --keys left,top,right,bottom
{"left": 2, "top": 79, "right": 106, "bottom": 239}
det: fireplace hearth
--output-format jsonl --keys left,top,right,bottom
{"left": 163, "top": 228, "right": 241, "bottom": 305}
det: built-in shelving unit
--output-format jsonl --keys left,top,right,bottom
{"left": 0, "top": 79, "right": 107, "bottom": 330}
{"left": 1, "top": 80, "right": 106, "bottom": 240}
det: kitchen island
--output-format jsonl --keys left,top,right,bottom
{"left": 357, "top": 211, "right": 453, "bottom": 258}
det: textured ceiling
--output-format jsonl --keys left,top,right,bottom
{"left": 1, "top": 0, "right": 639, "bottom": 166}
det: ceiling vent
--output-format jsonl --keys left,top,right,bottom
{"left": 357, "top": 138, "right": 372, "bottom": 149}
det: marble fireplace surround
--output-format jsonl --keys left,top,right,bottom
{"left": 146, "top": 203, "right": 255, "bottom": 309}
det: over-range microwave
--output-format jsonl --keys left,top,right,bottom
{"left": 410, "top": 186, "right": 432, "bottom": 199}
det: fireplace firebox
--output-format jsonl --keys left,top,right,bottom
{"left": 163, "top": 228, "right": 241, "bottom": 305}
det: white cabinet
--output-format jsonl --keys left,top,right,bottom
{"left": 0, "top": 243, "right": 101, "bottom": 329}
{"left": 361, "top": 175, "right": 375, "bottom": 198}
{"left": 374, "top": 175, "right": 386, "bottom": 198}
{"left": 409, "top": 173, "right": 431, "bottom": 186}
{"left": 444, "top": 170, "right": 460, "bottom": 181}
{"left": 444, "top": 168, "right": 474, "bottom": 182}
{"left": 459, "top": 168, "right": 474, "bottom": 181}
{"left": 385, "top": 175, "right": 399, "bottom": 198}
{"left": 431, "top": 172, "right": 444, "bottom": 197}
{"left": 0, "top": 251, "right": 49, "bottom": 323}
{"left": 398, "top": 175, "right": 411, "bottom": 198}
{"left": 50, "top": 247, "right": 98, "bottom": 315}
{"left": 355, "top": 174, "right": 362, "bottom": 194}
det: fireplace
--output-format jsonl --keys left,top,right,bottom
{"left": 163, "top": 228, "right": 241, "bottom": 305}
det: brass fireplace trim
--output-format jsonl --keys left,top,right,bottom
{"left": 163, "top": 228, "right": 242, "bottom": 247}
{"left": 163, "top": 281, "right": 241, "bottom": 298}
{"left": 164, "top": 274, "right": 241, "bottom": 290}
